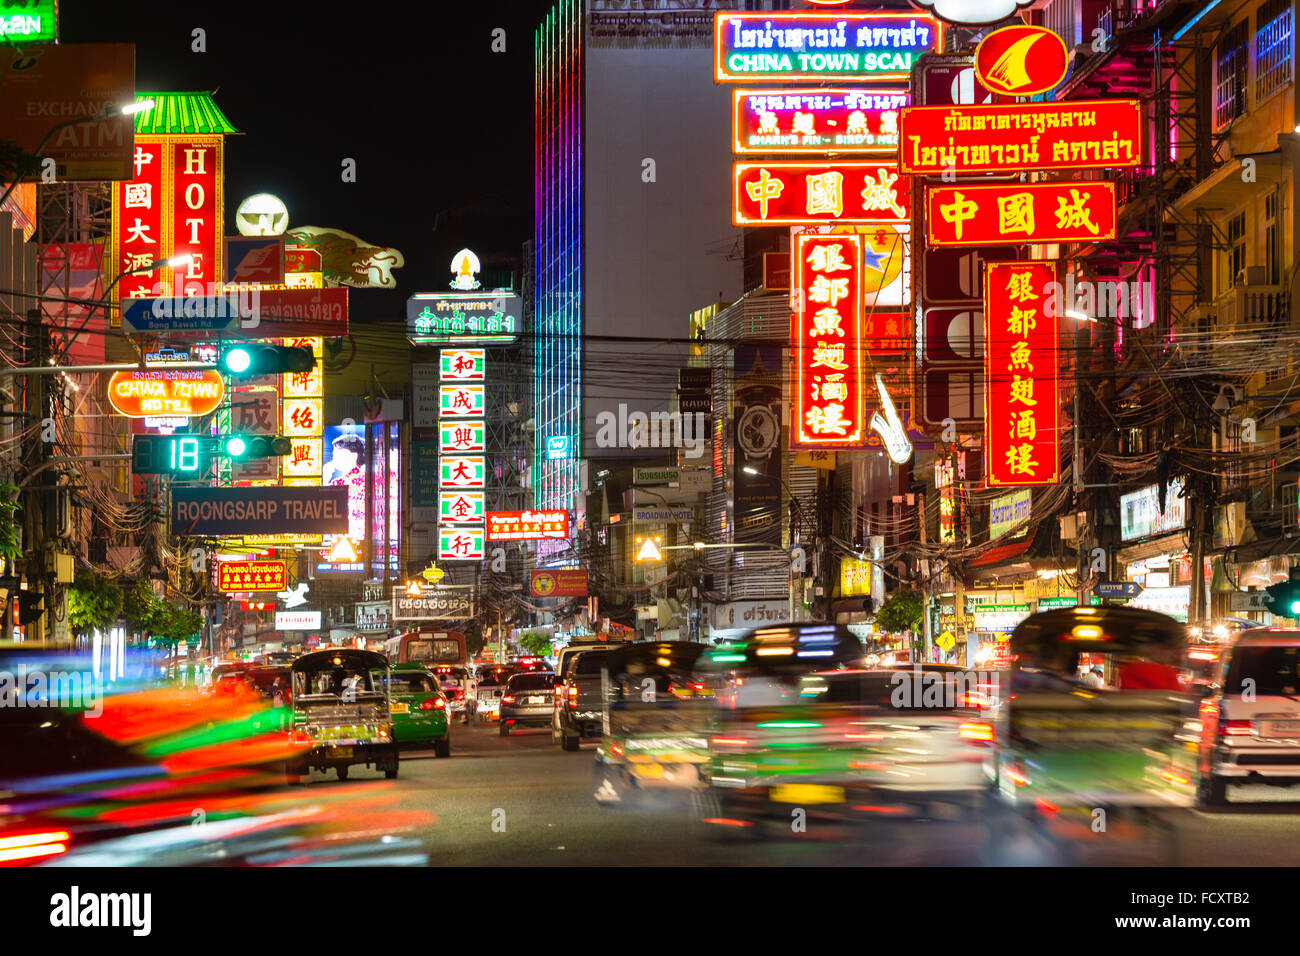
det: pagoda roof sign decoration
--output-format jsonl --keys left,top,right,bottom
{"left": 132, "top": 92, "right": 240, "bottom": 135}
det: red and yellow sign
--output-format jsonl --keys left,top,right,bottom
{"left": 111, "top": 136, "right": 224, "bottom": 319}
{"left": 733, "top": 162, "right": 910, "bottom": 226}
{"left": 792, "top": 232, "right": 866, "bottom": 448}
{"left": 984, "top": 261, "right": 1060, "bottom": 487}
{"left": 530, "top": 569, "right": 589, "bottom": 598}
{"left": 217, "top": 559, "right": 287, "bottom": 593}
{"left": 731, "top": 88, "right": 908, "bottom": 155}
{"left": 898, "top": 100, "right": 1142, "bottom": 175}
{"left": 974, "top": 25, "right": 1069, "bottom": 97}
{"left": 926, "top": 181, "right": 1117, "bottom": 246}
{"left": 487, "top": 510, "right": 570, "bottom": 541}
{"left": 108, "top": 369, "right": 225, "bottom": 418}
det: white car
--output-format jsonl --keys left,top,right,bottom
{"left": 1198, "top": 628, "right": 1300, "bottom": 805}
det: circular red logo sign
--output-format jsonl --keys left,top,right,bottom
{"left": 974, "top": 25, "right": 1069, "bottom": 96}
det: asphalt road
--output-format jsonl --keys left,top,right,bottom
{"left": 287, "top": 721, "right": 1300, "bottom": 866}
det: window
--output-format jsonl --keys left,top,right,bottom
{"left": 1265, "top": 190, "right": 1281, "bottom": 285}
{"left": 1256, "top": 0, "right": 1294, "bottom": 103}
{"left": 1226, "top": 212, "right": 1247, "bottom": 289}
{"left": 1214, "top": 20, "right": 1249, "bottom": 129}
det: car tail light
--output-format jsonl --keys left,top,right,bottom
{"left": 419, "top": 698, "right": 440, "bottom": 711}
{"left": 959, "top": 721, "right": 995, "bottom": 743}
{"left": 566, "top": 685, "right": 578, "bottom": 708}
{"left": 0, "top": 829, "right": 71, "bottom": 865}
{"left": 1219, "top": 719, "right": 1254, "bottom": 737}
{"left": 502, "top": 696, "right": 515, "bottom": 704}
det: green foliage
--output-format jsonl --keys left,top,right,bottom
{"left": 518, "top": 631, "right": 552, "bottom": 657}
{"left": 0, "top": 484, "right": 20, "bottom": 561}
{"left": 68, "top": 572, "right": 124, "bottom": 634}
{"left": 875, "top": 589, "right": 926, "bottom": 634}
{"left": 124, "top": 580, "right": 201, "bottom": 643}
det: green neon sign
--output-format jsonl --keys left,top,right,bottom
{"left": 0, "top": 1, "right": 57, "bottom": 43}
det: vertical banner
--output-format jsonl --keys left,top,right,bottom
{"left": 984, "top": 261, "right": 1060, "bottom": 486}
{"left": 111, "top": 138, "right": 167, "bottom": 310}
{"left": 792, "top": 232, "right": 866, "bottom": 448}
{"left": 169, "top": 137, "right": 222, "bottom": 297}
{"left": 733, "top": 346, "right": 783, "bottom": 546}
{"left": 368, "top": 422, "right": 388, "bottom": 579}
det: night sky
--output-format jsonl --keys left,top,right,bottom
{"left": 59, "top": 0, "right": 557, "bottom": 323}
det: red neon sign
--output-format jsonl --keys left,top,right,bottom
{"left": 792, "top": 233, "right": 866, "bottom": 448}
{"left": 984, "top": 261, "right": 1060, "bottom": 487}
{"left": 974, "top": 25, "right": 1069, "bottom": 97}
{"left": 898, "top": 100, "right": 1142, "bottom": 174}
{"left": 217, "top": 560, "right": 287, "bottom": 593}
{"left": 112, "top": 138, "right": 166, "bottom": 310}
{"left": 169, "top": 137, "right": 222, "bottom": 297}
{"left": 732, "top": 88, "right": 908, "bottom": 156}
{"left": 926, "top": 181, "right": 1118, "bottom": 247}
{"left": 733, "top": 162, "right": 910, "bottom": 226}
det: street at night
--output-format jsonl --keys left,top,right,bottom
{"left": 3, "top": 0, "right": 1300, "bottom": 936}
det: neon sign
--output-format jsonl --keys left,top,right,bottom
{"left": 984, "top": 261, "right": 1060, "bottom": 487}
{"left": 792, "top": 233, "right": 865, "bottom": 449}
{"left": 108, "top": 369, "right": 225, "bottom": 418}
{"left": 733, "top": 162, "right": 910, "bottom": 226}
{"left": 732, "top": 88, "right": 908, "bottom": 155}
{"left": 974, "top": 24, "right": 1069, "bottom": 96}
{"left": 899, "top": 100, "right": 1142, "bottom": 175}
{"left": 926, "top": 181, "right": 1117, "bottom": 247}
{"left": 715, "top": 12, "right": 941, "bottom": 82}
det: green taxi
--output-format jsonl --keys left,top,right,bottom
{"left": 383, "top": 663, "right": 451, "bottom": 757}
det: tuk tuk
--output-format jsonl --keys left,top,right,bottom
{"left": 286, "top": 648, "right": 399, "bottom": 782}
{"left": 983, "top": 606, "right": 1197, "bottom": 863}
{"left": 592, "top": 641, "right": 710, "bottom": 807}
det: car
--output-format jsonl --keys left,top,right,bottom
{"left": 553, "top": 646, "right": 619, "bottom": 751}
{"left": 500, "top": 672, "right": 558, "bottom": 735}
{"left": 473, "top": 674, "right": 505, "bottom": 724}
{"left": 432, "top": 665, "right": 472, "bottom": 723}
{"left": 1198, "top": 628, "right": 1300, "bottom": 805}
{"left": 383, "top": 663, "right": 451, "bottom": 757}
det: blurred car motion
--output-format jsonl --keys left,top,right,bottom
{"left": 1198, "top": 628, "right": 1300, "bottom": 806}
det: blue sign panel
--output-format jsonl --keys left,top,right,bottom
{"left": 1093, "top": 581, "right": 1143, "bottom": 598}
{"left": 546, "top": 435, "right": 572, "bottom": 460}
{"left": 121, "top": 296, "right": 244, "bottom": 334}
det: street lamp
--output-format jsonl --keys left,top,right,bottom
{"left": 0, "top": 99, "right": 155, "bottom": 210}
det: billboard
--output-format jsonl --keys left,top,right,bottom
{"left": 438, "top": 527, "right": 486, "bottom": 561}
{"left": 733, "top": 161, "right": 909, "bottom": 226}
{"left": 733, "top": 347, "right": 783, "bottom": 546}
{"left": 925, "top": 181, "right": 1117, "bottom": 247}
{"left": 714, "top": 12, "right": 941, "bottom": 82}
{"left": 530, "top": 569, "right": 589, "bottom": 598}
{"left": 487, "top": 510, "right": 570, "bottom": 541}
{"left": 732, "top": 88, "right": 908, "bottom": 155}
{"left": 275, "top": 610, "right": 322, "bottom": 630}
{"left": 1120, "top": 479, "right": 1187, "bottom": 541}
{"left": 984, "top": 261, "right": 1060, "bottom": 487}
{"left": 171, "top": 487, "right": 348, "bottom": 535}
{"left": 0, "top": 43, "right": 135, "bottom": 181}
{"left": 322, "top": 424, "right": 367, "bottom": 542}
{"left": 406, "top": 292, "right": 521, "bottom": 344}
{"left": 392, "top": 587, "right": 474, "bottom": 622}
{"left": 792, "top": 233, "right": 865, "bottom": 448}
{"left": 974, "top": 24, "right": 1069, "bottom": 97}
{"left": 898, "top": 100, "right": 1143, "bottom": 174}
{"left": 216, "top": 560, "right": 286, "bottom": 593}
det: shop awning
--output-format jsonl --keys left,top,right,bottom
{"left": 969, "top": 539, "right": 1033, "bottom": 568}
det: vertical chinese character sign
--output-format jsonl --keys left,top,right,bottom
{"left": 111, "top": 136, "right": 224, "bottom": 320}
{"left": 439, "top": 349, "right": 488, "bottom": 561}
{"left": 792, "top": 232, "right": 866, "bottom": 448}
{"left": 984, "top": 261, "right": 1060, "bottom": 486}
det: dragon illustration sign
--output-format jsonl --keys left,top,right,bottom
{"left": 286, "top": 225, "right": 405, "bottom": 289}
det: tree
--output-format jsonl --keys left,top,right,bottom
{"left": 67, "top": 571, "right": 124, "bottom": 635}
{"left": 875, "top": 588, "right": 925, "bottom": 634}
{"left": 518, "top": 631, "right": 552, "bottom": 657}
{"left": 124, "top": 580, "right": 201, "bottom": 644}
{"left": 0, "top": 484, "right": 20, "bottom": 562}
{"left": 0, "top": 139, "right": 41, "bottom": 187}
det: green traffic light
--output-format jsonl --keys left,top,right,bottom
{"left": 225, "top": 436, "right": 247, "bottom": 456}
{"left": 1290, "top": 600, "right": 1300, "bottom": 615}
{"left": 224, "top": 347, "right": 252, "bottom": 374}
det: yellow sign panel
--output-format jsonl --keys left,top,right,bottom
{"left": 840, "top": 556, "right": 872, "bottom": 597}
{"left": 243, "top": 533, "right": 323, "bottom": 546}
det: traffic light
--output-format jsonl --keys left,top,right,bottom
{"left": 220, "top": 344, "right": 314, "bottom": 378}
{"left": 132, "top": 434, "right": 212, "bottom": 476}
{"left": 1265, "top": 577, "right": 1300, "bottom": 617}
{"left": 222, "top": 435, "right": 292, "bottom": 459}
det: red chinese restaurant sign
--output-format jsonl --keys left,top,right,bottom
{"left": 926, "top": 181, "right": 1117, "bottom": 246}
{"left": 732, "top": 88, "right": 908, "bottom": 155}
{"left": 792, "top": 232, "right": 866, "bottom": 448}
{"left": 733, "top": 162, "right": 910, "bottom": 226}
{"left": 217, "top": 560, "right": 287, "bottom": 593}
{"left": 898, "top": 100, "right": 1142, "bottom": 175}
{"left": 487, "top": 510, "right": 570, "bottom": 541}
{"left": 984, "top": 261, "right": 1060, "bottom": 487}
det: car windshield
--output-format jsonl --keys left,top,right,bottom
{"left": 574, "top": 651, "right": 613, "bottom": 675}
{"left": 508, "top": 673, "right": 557, "bottom": 691}
{"left": 382, "top": 674, "right": 436, "bottom": 694}
{"left": 1225, "top": 645, "right": 1300, "bottom": 696}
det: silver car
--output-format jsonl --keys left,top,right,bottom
{"left": 500, "top": 672, "right": 557, "bottom": 736}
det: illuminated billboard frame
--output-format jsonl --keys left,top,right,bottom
{"left": 731, "top": 87, "right": 908, "bottom": 156}
{"left": 925, "top": 181, "right": 1118, "bottom": 247}
{"left": 733, "top": 161, "right": 910, "bottom": 226}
